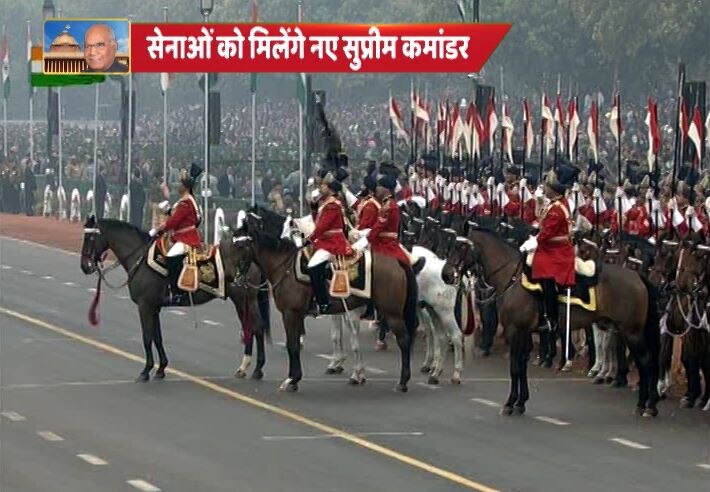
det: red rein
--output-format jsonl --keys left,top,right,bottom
{"left": 88, "top": 274, "right": 102, "bottom": 327}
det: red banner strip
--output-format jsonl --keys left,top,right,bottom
{"left": 130, "top": 23, "right": 510, "bottom": 73}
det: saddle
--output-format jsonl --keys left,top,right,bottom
{"left": 147, "top": 238, "right": 226, "bottom": 298}
{"left": 295, "top": 247, "right": 373, "bottom": 299}
{"left": 521, "top": 254, "right": 601, "bottom": 312}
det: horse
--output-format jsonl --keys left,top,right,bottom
{"left": 442, "top": 227, "right": 661, "bottom": 417}
{"left": 80, "top": 216, "right": 269, "bottom": 382}
{"left": 230, "top": 207, "right": 418, "bottom": 392}
{"left": 656, "top": 240, "right": 710, "bottom": 409}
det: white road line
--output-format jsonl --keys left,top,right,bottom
{"left": 87, "top": 288, "right": 97, "bottom": 293}
{"left": 169, "top": 310, "right": 186, "bottom": 316}
{"left": 20, "top": 270, "right": 34, "bottom": 275}
{"left": 203, "top": 319, "right": 221, "bottom": 326}
{"left": 263, "top": 431, "right": 424, "bottom": 441}
{"left": 37, "top": 431, "right": 64, "bottom": 442}
{"left": 127, "top": 479, "right": 162, "bottom": 492}
{"left": 316, "top": 354, "right": 336, "bottom": 361}
{"left": 469, "top": 398, "right": 501, "bottom": 408}
{"left": 534, "top": 416, "right": 571, "bottom": 426}
{"left": 0, "top": 264, "right": 12, "bottom": 269}
{"left": 116, "top": 294, "right": 130, "bottom": 300}
{"left": 0, "top": 235, "right": 80, "bottom": 257}
{"left": 697, "top": 464, "right": 710, "bottom": 471}
{"left": 609, "top": 438, "right": 650, "bottom": 450}
{"left": 62, "top": 281, "right": 77, "bottom": 287}
{"left": 1, "top": 411, "right": 27, "bottom": 421}
{"left": 365, "top": 367, "right": 387, "bottom": 374}
{"left": 416, "top": 382, "right": 441, "bottom": 390}
{"left": 76, "top": 454, "right": 108, "bottom": 465}
{"left": 41, "top": 275, "right": 54, "bottom": 280}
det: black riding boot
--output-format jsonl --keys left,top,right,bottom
{"left": 163, "top": 256, "right": 185, "bottom": 306}
{"left": 540, "top": 279, "right": 560, "bottom": 367}
{"left": 307, "top": 263, "right": 330, "bottom": 315}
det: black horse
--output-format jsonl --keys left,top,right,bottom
{"left": 80, "top": 216, "right": 269, "bottom": 382}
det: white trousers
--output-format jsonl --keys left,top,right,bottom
{"left": 308, "top": 249, "right": 332, "bottom": 267}
{"left": 167, "top": 242, "right": 187, "bottom": 257}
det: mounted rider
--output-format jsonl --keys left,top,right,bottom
{"left": 149, "top": 163, "right": 203, "bottom": 305}
{"left": 523, "top": 164, "right": 578, "bottom": 333}
{"left": 306, "top": 172, "right": 352, "bottom": 315}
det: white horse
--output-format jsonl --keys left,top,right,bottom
{"left": 70, "top": 188, "right": 82, "bottom": 222}
{"left": 411, "top": 245, "right": 464, "bottom": 385}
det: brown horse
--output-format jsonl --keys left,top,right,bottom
{"left": 442, "top": 227, "right": 661, "bottom": 416}
{"left": 80, "top": 217, "right": 269, "bottom": 382}
{"left": 230, "top": 208, "right": 418, "bottom": 392}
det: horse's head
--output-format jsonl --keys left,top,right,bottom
{"left": 441, "top": 236, "right": 478, "bottom": 285}
{"left": 80, "top": 215, "right": 108, "bottom": 275}
{"left": 676, "top": 243, "right": 710, "bottom": 295}
{"left": 649, "top": 239, "right": 679, "bottom": 289}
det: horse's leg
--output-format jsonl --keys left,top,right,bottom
{"left": 515, "top": 329, "right": 534, "bottom": 414}
{"left": 588, "top": 324, "right": 602, "bottom": 377}
{"left": 445, "top": 310, "right": 464, "bottom": 385}
{"left": 503, "top": 328, "right": 522, "bottom": 416}
{"left": 235, "top": 305, "right": 253, "bottom": 379}
{"left": 389, "top": 317, "right": 411, "bottom": 392}
{"left": 427, "top": 311, "right": 446, "bottom": 385}
{"left": 699, "top": 350, "right": 710, "bottom": 409}
{"left": 136, "top": 303, "right": 156, "bottom": 382}
{"left": 347, "top": 314, "right": 366, "bottom": 385}
{"left": 613, "top": 334, "right": 629, "bottom": 388}
{"left": 680, "top": 341, "right": 701, "bottom": 408}
{"left": 153, "top": 311, "right": 169, "bottom": 379}
{"left": 420, "top": 308, "right": 435, "bottom": 374}
{"left": 585, "top": 325, "right": 596, "bottom": 373}
{"left": 326, "top": 316, "right": 345, "bottom": 375}
{"left": 279, "top": 311, "right": 303, "bottom": 392}
{"left": 252, "top": 319, "right": 266, "bottom": 380}
{"left": 657, "top": 333, "right": 673, "bottom": 398}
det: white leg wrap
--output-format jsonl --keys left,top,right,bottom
{"left": 167, "top": 242, "right": 187, "bottom": 257}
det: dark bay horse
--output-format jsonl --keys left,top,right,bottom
{"left": 231, "top": 208, "right": 418, "bottom": 392}
{"left": 443, "top": 228, "right": 661, "bottom": 417}
{"left": 80, "top": 217, "right": 269, "bottom": 382}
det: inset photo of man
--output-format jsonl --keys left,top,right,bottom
{"left": 43, "top": 19, "right": 129, "bottom": 74}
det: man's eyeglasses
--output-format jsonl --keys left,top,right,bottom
{"left": 84, "top": 42, "right": 108, "bottom": 51}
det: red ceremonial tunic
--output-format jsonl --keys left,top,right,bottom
{"left": 160, "top": 194, "right": 202, "bottom": 247}
{"left": 624, "top": 204, "right": 651, "bottom": 237}
{"left": 310, "top": 196, "right": 352, "bottom": 256}
{"left": 531, "top": 198, "right": 575, "bottom": 286}
{"left": 664, "top": 205, "right": 690, "bottom": 238}
{"left": 357, "top": 197, "right": 380, "bottom": 230}
{"left": 577, "top": 202, "right": 596, "bottom": 225}
{"left": 503, "top": 194, "right": 521, "bottom": 218}
{"left": 368, "top": 197, "right": 410, "bottom": 265}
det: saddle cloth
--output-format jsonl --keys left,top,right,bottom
{"left": 295, "top": 247, "right": 373, "bottom": 299}
{"left": 147, "top": 238, "right": 226, "bottom": 299}
{"left": 520, "top": 261, "right": 600, "bottom": 312}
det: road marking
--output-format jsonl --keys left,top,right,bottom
{"left": 365, "top": 366, "right": 387, "bottom": 374}
{"left": 534, "top": 416, "right": 570, "bottom": 426}
{"left": 0, "top": 264, "right": 12, "bottom": 269}
{"left": 609, "top": 438, "right": 650, "bottom": 450}
{"left": 470, "top": 398, "right": 501, "bottom": 408}
{"left": 416, "top": 382, "right": 441, "bottom": 390}
{"left": 37, "top": 431, "right": 64, "bottom": 442}
{"left": 263, "top": 431, "right": 424, "bottom": 441}
{"left": 62, "top": 281, "right": 78, "bottom": 287}
{"left": 697, "top": 464, "right": 710, "bottom": 471}
{"left": 116, "top": 294, "right": 130, "bottom": 300}
{"left": 41, "top": 275, "right": 54, "bottom": 280}
{"left": 127, "top": 479, "right": 162, "bottom": 492}
{"left": 76, "top": 453, "right": 108, "bottom": 465}
{"left": 87, "top": 288, "right": 96, "bottom": 293}
{"left": 168, "top": 310, "right": 186, "bottom": 316}
{"left": 0, "top": 306, "right": 499, "bottom": 492}
{"left": 1, "top": 411, "right": 27, "bottom": 421}
{"left": 316, "top": 354, "right": 336, "bottom": 360}
{"left": 203, "top": 319, "right": 221, "bottom": 326}
{"left": 20, "top": 270, "right": 34, "bottom": 275}
{"left": 0, "top": 235, "right": 80, "bottom": 257}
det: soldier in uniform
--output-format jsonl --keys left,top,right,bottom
{"left": 24, "top": 161, "right": 37, "bottom": 216}
{"left": 149, "top": 163, "right": 204, "bottom": 306}
{"left": 523, "top": 165, "right": 577, "bottom": 333}
{"left": 129, "top": 168, "right": 146, "bottom": 228}
{"left": 305, "top": 173, "right": 352, "bottom": 315}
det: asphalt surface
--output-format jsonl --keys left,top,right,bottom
{"left": 1, "top": 235, "right": 709, "bottom": 492}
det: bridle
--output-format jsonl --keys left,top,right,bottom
{"left": 82, "top": 227, "right": 145, "bottom": 290}
{"left": 230, "top": 233, "right": 298, "bottom": 293}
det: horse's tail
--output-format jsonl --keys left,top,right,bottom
{"left": 640, "top": 274, "right": 660, "bottom": 353}
{"left": 402, "top": 264, "right": 419, "bottom": 338}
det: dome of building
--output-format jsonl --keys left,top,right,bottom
{"left": 50, "top": 28, "right": 81, "bottom": 53}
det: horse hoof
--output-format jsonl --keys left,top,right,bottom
{"left": 235, "top": 369, "right": 247, "bottom": 379}
{"left": 680, "top": 397, "right": 694, "bottom": 409}
{"left": 251, "top": 369, "right": 264, "bottom": 380}
{"left": 420, "top": 365, "right": 431, "bottom": 374}
{"left": 560, "top": 361, "right": 573, "bottom": 373}
{"left": 395, "top": 383, "right": 408, "bottom": 393}
{"left": 587, "top": 370, "right": 598, "bottom": 378}
{"left": 285, "top": 383, "right": 298, "bottom": 392}
{"left": 513, "top": 404, "right": 526, "bottom": 416}
{"left": 593, "top": 377, "right": 605, "bottom": 385}
{"left": 634, "top": 406, "right": 645, "bottom": 416}
{"left": 542, "top": 360, "right": 553, "bottom": 369}
{"left": 325, "top": 367, "right": 337, "bottom": 375}
{"left": 427, "top": 375, "right": 439, "bottom": 385}
{"left": 135, "top": 372, "right": 150, "bottom": 383}
{"left": 154, "top": 370, "right": 166, "bottom": 380}
{"left": 348, "top": 377, "right": 360, "bottom": 385}
{"left": 500, "top": 405, "right": 514, "bottom": 416}
{"left": 532, "top": 357, "right": 542, "bottom": 367}
{"left": 451, "top": 376, "right": 461, "bottom": 385}
{"left": 612, "top": 379, "right": 628, "bottom": 388}
{"left": 642, "top": 407, "right": 658, "bottom": 418}
{"left": 659, "top": 393, "right": 667, "bottom": 400}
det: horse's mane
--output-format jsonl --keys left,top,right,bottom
{"left": 248, "top": 205, "right": 297, "bottom": 254}
{"left": 469, "top": 226, "right": 520, "bottom": 258}
{"left": 99, "top": 218, "right": 151, "bottom": 243}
